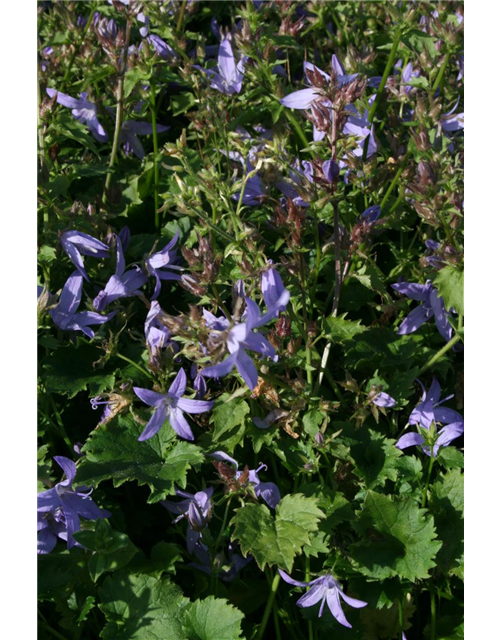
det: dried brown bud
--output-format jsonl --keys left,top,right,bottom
{"left": 276, "top": 316, "right": 292, "bottom": 338}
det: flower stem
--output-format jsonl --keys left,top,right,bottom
{"left": 421, "top": 450, "right": 435, "bottom": 509}
{"left": 273, "top": 601, "right": 282, "bottom": 640}
{"left": 150, "top": 80, "right": 160, "bottom": 233}
{"left": 399, "top": 597, "right": 404, "bottom": 639}
{"left": 432, "top": 52, "right": 450, "bottom": 93}
{"left": 368, "top": 29, "right": 402, "bottom": 123}
{"left": 176, "top": 0, "right": 188, "bottom": 32}
{"left": 115, "top": 352, "right": 153, "bottom": 379}
{"left": 213, "top": 497, "right": 232, "bottom": 555}
{"left": 418, "top": 333, "right": 460, "bottom": 375}
{"left": 305, "top": 556, "right": 315, "bottom": 640}
{"left": 61, "top": 2, "right": 97, "bottom": 89}
{"left": 257, "top": 570, "right": 281, "bottom": 640}
{"left": 103, "top": 17, "right": 131, "bottom": 204}
{"left": 430, "top": 583, "right": 437, "bottom": 640}
{"left": 379, "top": 158, "right": 407, "bottom": 212}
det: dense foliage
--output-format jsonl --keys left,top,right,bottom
{"left": 37, "top": 2, "right": 464, "bottom": 639}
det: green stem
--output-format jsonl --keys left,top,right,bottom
{"left": 213, "top": 497, "right": 232, "bottom": 554}
{"left": 398, "top": 597, "right": 404, "bottom": 639}
{"left": 257, "top": 570, "right": 281, "bottom": 640}
{"left": 103, "top": 18, "right": 131, "bottom": 203}
{"left": 61, "top": 2, "right": 96, "bottom": 89}
{"left": 421, "top": 451, "right": 435, "bottom": 509}
{"left": 115, "top": 352, "right": 153, "bottom": 379}
{"left": 38, "top": 610, "right": 70, "bottom": 640}
{"left": 272, "top": 602, "right": 282, "bottom": 640}
{"left": 150, "top": 81, "right": 160, "bottom": 233}
{"left": 305, "top": 557, "right": 315, "bottom": 640}
{"left": 419, "top": 333, "right": 460, "bottom": 375}
{"left": 430, "top": 583, "right": 437, "bottom": 640}
{"left": 299, "top": 254, "right": 313, "bottom": 386}
{"left": 368, "top": 30, "right": 402, "bottom": 123}
{"left": 432, "top": 52, "right": 450, "bottom": 93}
{"left": 176, "top": 0, "right": 188, "bottom": 32}
{"left": 48, "top": 396, "right": 74, "bottom": 454}
{"left": 380, "top": 159, "right": 407, "bottom": 211}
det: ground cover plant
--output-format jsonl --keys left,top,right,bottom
{"left": 37, "top": 1, "right": 464, "bottom": 638}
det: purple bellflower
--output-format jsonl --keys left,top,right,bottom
{"left": 46, "top": 89, "right": 108, "bottom": 142}
{"left": 161, "top": 486, "right": 213, "bottom": 554}
{"left": 38, "top": 456, "right": 111, "bottom": 554}
{"left": 60, "top": 230, "right": 110, "bottom": 282}
{"left": 361, "top": 204, "right": 381, "bottom": 224}
{"left": 279, "top": 570, "right": 367, "bottom": 627}
{"left": 373, "top": 392, "right": 396, "bottom": 408}
{"left": 93, "top": 235, "right": 148, "bottom": 311}
{"left": 392, "top": 280, "right": 453, "bottom": 341}
{"left": 120, "top": 120, "right": 170, "bottom": 159}
{"left": 145, "top": 301, "right": 178, "bottom": 366}
{"left": 194, "top": 37, "right": 246, "bottom": 95}
{"left": 50, "top": 271, "right": 116, "bottom": 339}
{"left": 260, "top": 263, "right": 291, "bottom": 322}
{"left": 145, "top": 233, "right": 183, "bottom": 300}
{"left": 210, "top": 451, "right": 281, "bottom": 509}
{"left": 146, "top": 33, "right": 175, "bottom": 59}
{"left": 133, "top": 368, "right": 214, "bottom": 441}
{"left": 396, "top": 378, "right": 464, "bottom": 457}
{"left": 137, "top": 12, "right": 149, "bottom": 37}
{"left": 201, "top": 297, "right": 280, "bottom": 391}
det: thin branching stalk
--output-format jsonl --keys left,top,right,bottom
{"left": 368, "top": 29, "right": 402, "bottom": 123}
{"left": 257, "top": 570, "right": 281, "bottom": 640}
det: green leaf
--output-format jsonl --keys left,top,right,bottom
{"left": 302, "top": 409, "right": 325, "bottom": 437}
{"left": 42, "top": 342, "right": 115, "bottom": 398}
{"left": 38, "top": 444, "right": 53, "bottom": 492}
{"left": 231, "top": 494, "right": 325, "bottom": 571}
{"left": 350, "top": 430, "right": 402, "bottom": 490}
{"left": 77, "top": 414, "right": 205, "bottom": 503}
{"left": 437, "top": 447, "right": 464, "bottom": 469}
{"left": 51, "top": 113, "right": 101, "bottom": 155}
{"left": 351, "top": 491, "right": 442, "bottom": 581}
{"left": 324, "top": 313, "right": 367, "bottom": 342}
{"left": 38, "top": 549, "right": 89, "bottom": 601}
{"left": 434, "top": 266, "right": 464, "bottom": 316}
{"left": 183, "top": 597, "right": 244, "bottom": 640}
{"left": 73, "top": 520, "right": 138, "bottom": 581}
{"left": 430, "top": 470, "right": 464, "bottom": 575}
{"left": 99, "top": 573, "right": 189, "bottom": 640}
{"left": 124, "top": 67, "right": 151, "bottom": 98}
{"left": 38, "top": 245, "right": 57, "bottom": 265}
{"left": 208, "top": 395, "right": 249, "bottom": 452}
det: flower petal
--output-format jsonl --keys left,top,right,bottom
{"left": 168, "top": 407, "right": 194, "bottom": 441}
{"left": 280, "top": 88, "right": 320, "bottom": 109}
{"left": 138, "top": 402, "right": 168, "bottom": 441}
{"left": 397, "top": 304, "right": 431, "bottom": 335}
{"left": 177, "top": 397, "right": 214, "bottom": 414}
{"left": 396, "top": 432, "right": 425, "bottom": 450}
{"left": 168, "top": 368, "right": 187, "bottom": 399}
{"left": 326, "top": 589, "right": 352, "bottom": 627}
{"left": 202, "top": 353, "right": 238, "bottom": 379}
{"left": 133, "top": 387, "right": 166, "bottom": 407}
{"left": 235, "top": 350, "right": 259, "bottom": 390}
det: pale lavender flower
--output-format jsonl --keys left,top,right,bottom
{"left": 145, "top": 233, "right": 183, "bottom": 300}
{"left": 161, "top": 486, "right": 213, "bottom": 554}
{"left": 145, "top": 301, "right": 178, "bottom": 369}
{"left": 93, "top": 235, "right": 148, "bottom": 311}
{"left": 133, "top": 368, "right": 214, "bottom": 441}
{"left": 396, "top": 378, "right": 464, "bottom": 457}
{"left": 210, "top": 451, "right": 281, "bottom": 509}
{"left": 60, "top": 230, "right": 110, "bottom": 282}
{"left": 201, "top": 298, "right": 278, "bottom": 391}
{"left": 46, "top": 89, "right": 108, "bottom": 142}
{"left": 119, "top": 120, "right": 169, "bottom": 159}
{"left": 50, "top": 272, "right": 116, "bottom": 339}
{"left": 137, "top": 12, "right": 149, "bottom": 37}
{"left": 279, "top": 570, "right": 367, "bottom": 627}
{"left": 194, "top": 37, "right": 246, "bottom": 95}
{"left": 146, "top": 34, "right": 175, "bottom": 59}
{"left": 260, "top": 263, "right": 291, "bottom": 322}
{"left": 38, "top": 456, "right": 111, "bottom": 554}
{"left": 392, "top": 280, "right": 453, "bottom": 342}
{"left": 373, "top": 392, "right": 396, "bottom": 408}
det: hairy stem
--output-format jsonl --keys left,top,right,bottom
{"left": 419, "top": 333, "right": 461, "bottom": 375}
{"left": 115, "top": 352, "right": 153, "bottom": 379}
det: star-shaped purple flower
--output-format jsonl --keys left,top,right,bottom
{"left": 133, "top": 368, "right": 214, "bottom": 441}
{"left": 145, "top": 232, "right": 183, "bottom": 300}
{"left": 194, "top": 37, "right": 246, "bottom": 95}
{"left": 392, "top": 280, "right": 453, "bottom": 342}
{"left": 60, "top": 230, "right": 110, "bottom": 282}
{"left": 46, "top": 89, "right": 108, "bottom": 142}
{"left": 50, "top": 271, "right": 116, "bottom": 339}
{"left": 279, "top": 570, "right": 367, "bottom": 627}
{"left": 396, "top": 378, "right": 464, "bottom": 457}
{"left": 38, "top": 456, "right": 111, "bottom": 554}
{"left": 161, "top": 486, "right": 213, "bottom": 554}
{"left": 93, "top": 234, "right": 148, "bottom": 311}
